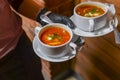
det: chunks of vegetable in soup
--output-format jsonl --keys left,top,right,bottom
{"left": 40, "top": 26, "right": 70, "bottom": 46}
{"left": 76, "top": 4, "right": 105, "bottom": 17}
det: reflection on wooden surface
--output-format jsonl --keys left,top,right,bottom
{"left": 75, "top": 33, "right": 120, "bottom": 80}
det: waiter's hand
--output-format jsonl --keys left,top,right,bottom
{"left": 36, "top": 8, "right": 76, "bottom": 29}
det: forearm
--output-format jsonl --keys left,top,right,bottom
{"left": 11, "top": 6, "right": 41, "bottom": 41}
{"left": 11, "top": 0, "right": 46, "bottom": 41}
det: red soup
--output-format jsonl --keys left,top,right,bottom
{"left": 40, "top": 26, "right": 70, "bottom": 46}
{"left": 76, "top": 4, "right": 105, "bottom": 17}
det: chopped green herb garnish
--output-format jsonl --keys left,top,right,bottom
{"left": 48, "top": 33, "right": 62, "bottom": 41}
{"left": 85, "top": 8, "right": 102, "bottom": 17}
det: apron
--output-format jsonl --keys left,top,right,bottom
{"left": 0, "top": 0, "right": 22, "bottom": 58}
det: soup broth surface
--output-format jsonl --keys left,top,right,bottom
{"left": 76, "top": 4, "right": 105, "bottom": 17}
{"left": 40, "top": 26, "right": 70, "bottom": 46}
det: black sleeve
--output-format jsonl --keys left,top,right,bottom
{"left": 36, "top": 7, "right": 48, "bottom": 23}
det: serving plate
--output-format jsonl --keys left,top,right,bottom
{"left": 70, "top": 15, "right": 118, "bottom": 37}
{"left": 32, "top": 36, "right": 77, "bottom": 62}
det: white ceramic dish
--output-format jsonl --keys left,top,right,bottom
{"left": 70, "top": 15, "right": 118, "bottom": 37}
{"left": 32, "top": 36, "right": 77, "bottom": 62}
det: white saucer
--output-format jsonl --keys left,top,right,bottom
{"left": 32, "top": 36, "right": 77, "bottom": 62}
{"left": 70, "top": 15, "right": 118, "bottom": 37}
